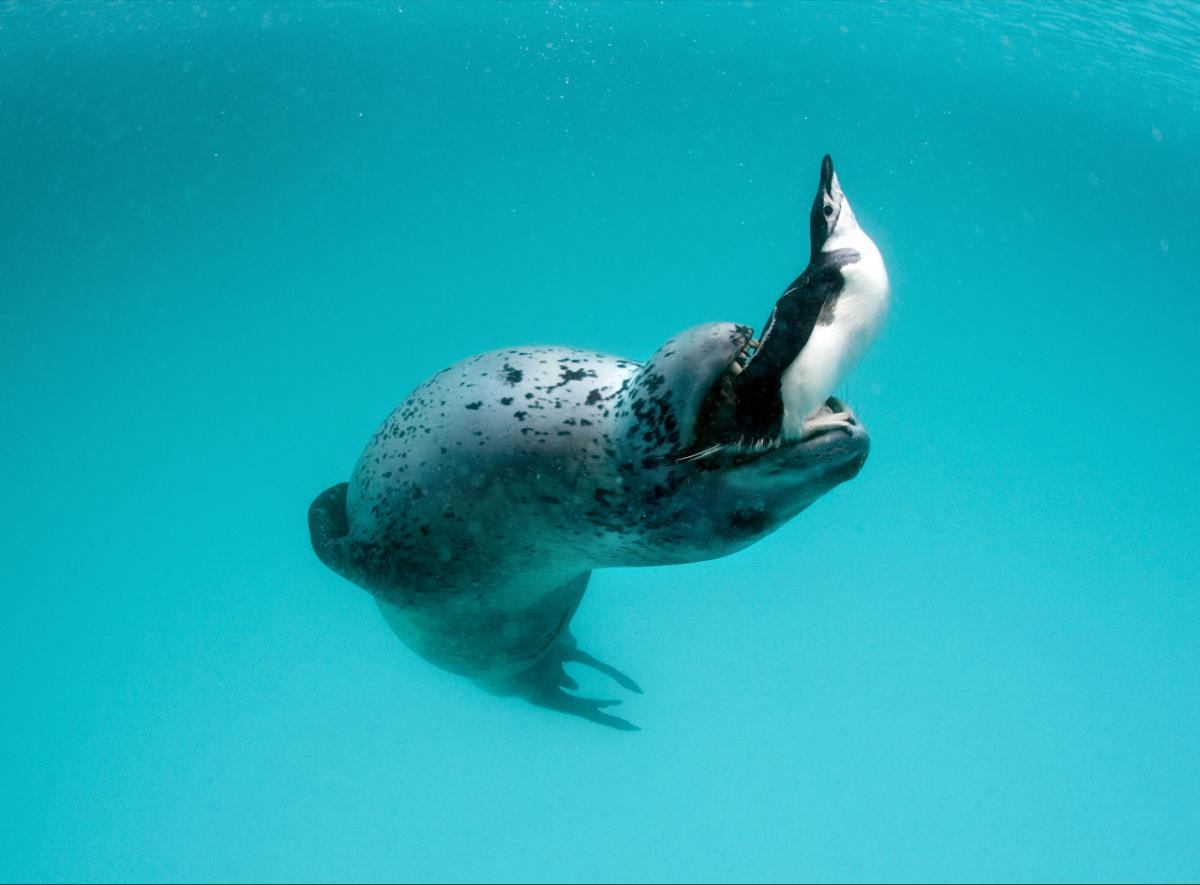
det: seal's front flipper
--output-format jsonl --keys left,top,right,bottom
{"left": 563, "top": 644, "right": 643, "bottom": 695}
{"left": 505, "top": 633, "right": 642, "bottom": 731}
{"left": 520, "top": 628, "right": 643, "bottom": 730}
{"left": 497, "top": 575, "right": 643, "bottom": 731}
{"left": 526, "top": 686, "right": 639, "bottom": 732}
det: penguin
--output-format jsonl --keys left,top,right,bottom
{"left": 686, "top": 154, "right": 890, "bottom": 456}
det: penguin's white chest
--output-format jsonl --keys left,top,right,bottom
{"left": 779, "top": 244, "right": 889, "bottom": 438}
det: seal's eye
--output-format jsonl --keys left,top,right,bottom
{"left": 823, "top": 205, "right": 834, "bottom": 218}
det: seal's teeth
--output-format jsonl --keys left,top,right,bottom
{"left": 729, "top": 361, "right": 743, "bottom": 375}
{"left": 749, "top": 338, "right": 760, "bottom": 350}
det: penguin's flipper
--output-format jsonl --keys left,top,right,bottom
{"left": 736, "top": 261, "right": 842, "bottom": 390}
{"left": 690, "top": 254, "right": 861, "bottom": 454}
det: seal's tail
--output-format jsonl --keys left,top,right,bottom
{"left": 308, "top": 482, "right": 351, "bottom": 578}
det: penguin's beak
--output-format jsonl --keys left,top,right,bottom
{"left": 810, "top": 152, "right": 849, "bottom": 257}
{"left": 820, "top": 154, "right": 836, "bottom": 197}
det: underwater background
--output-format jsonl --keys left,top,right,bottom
{"left": 2, "top": 1, "right": 1198, "bottom": 881}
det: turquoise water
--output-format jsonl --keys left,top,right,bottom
{"left": 3, "top": 1, "right": 1199, "bottom": 880}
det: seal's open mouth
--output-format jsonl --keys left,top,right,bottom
{"left": 683, "top": 332, "right": 860, "bottom": 462}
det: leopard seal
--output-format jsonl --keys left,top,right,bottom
{"left": 309, "top": 158, "right": 882, "bottom": 730}
{"left": 308, "top": 326, "right": 869, "bottom": 729}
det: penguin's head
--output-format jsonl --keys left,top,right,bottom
{"left": 809, "top": 153, "right": 862, "bottom": 258}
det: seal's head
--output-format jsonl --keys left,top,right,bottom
{"left": 612, "top": 323, "right": 869, "bottom": 559}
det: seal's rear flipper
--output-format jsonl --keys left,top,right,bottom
{"left": 308, "top": 482, "right": 350, "bottom": 578}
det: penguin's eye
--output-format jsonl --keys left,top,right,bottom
{"left": 823, "top": 205, "right": 834, "bottom": 218}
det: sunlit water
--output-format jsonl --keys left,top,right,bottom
{"left": 2, "top": 2, "right": 1198, "bottom": 881}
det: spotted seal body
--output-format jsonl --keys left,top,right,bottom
{"left": 309, "top": 324, "right": 870, "bottom": 729}
{"left": 310, "top": 155, "right": 886, "bottom": 729}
